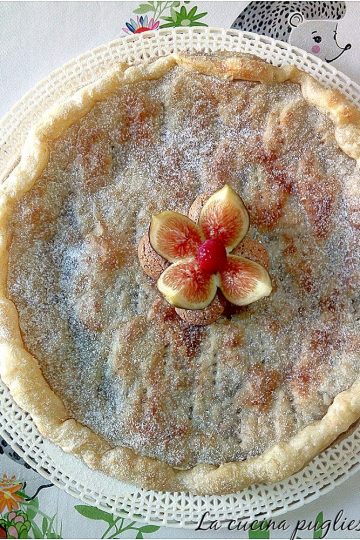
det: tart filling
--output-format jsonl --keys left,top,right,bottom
{"left": 0, "top": 53, "right": 359, "bottom": 494}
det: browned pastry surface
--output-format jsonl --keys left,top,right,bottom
{"left": 0, "top": 53, "right": 359, "bottom": 494}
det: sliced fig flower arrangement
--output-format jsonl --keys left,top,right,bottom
{"left": 138, "top": 185, "right": 272, "bottom": 325}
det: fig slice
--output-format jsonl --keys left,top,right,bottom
{"left": 219, "top": 255, "right": 272, "bottom": 306}
{"left": 199, "top": 184, "right": 249, "bottom": 251}
{"left": 157, "top": 258, "right": 217, "bottom": 310}
{"left": 150, "top": 211, "right": 204, "bottom": 262}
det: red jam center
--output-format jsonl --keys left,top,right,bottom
{"left": 196, "top": 239, "right": 228, "bottom": 274}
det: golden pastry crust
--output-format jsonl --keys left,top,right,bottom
{"left": 0, "top": 53, "right": 359, "bottom": 495}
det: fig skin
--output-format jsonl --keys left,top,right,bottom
{"left": 232, "top": 237, "right": 270, "bottom": 271}
{"left": 175, "top": 294, "right": 226, "bottom": 325}
{"left": 138, "top": 233, "right": 169, "bottom": 279}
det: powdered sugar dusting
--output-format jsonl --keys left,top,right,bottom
{"left": 7, "top": 64, "right": 360, "bottom": 467}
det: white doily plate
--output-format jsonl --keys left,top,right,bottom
{"left": 1, "top": 27, "right": 360, "bottom": 528}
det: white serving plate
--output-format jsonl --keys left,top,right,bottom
{"left": 1, "top": 27, "right": 360, "bottom": 528}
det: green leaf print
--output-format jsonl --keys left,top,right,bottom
{"left": 133, "top": 4, "right": 153, "bottom": 15}
{"left": 31, "top": 521, "right": 44, "bottom": 539}
{"left": 170, "top": 6, "right": 177, "bottom": 21}
{"left": 42, "top": 517, "right": 49, "bottom": 535}
{"left": 248, "top": 520, "right": 270, "bottom": 539}
{"left": 74, "top": 504, "right": 114, "bottom": 524}
{"left": 313, "top": 512, "right": 324, "bottom": 539}
{"left": 125, "top": 1, "right": 208, "bottom": 33}
{"left": 25, "top": 498, "right": 39, "bottom": 521}
{"left": 139, "top": 525, "right": 161, "bottom": 533}
{"left": 74, "top": 504, "right": 161, "bottom": 538}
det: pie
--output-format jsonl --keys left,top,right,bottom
{"left": 0, "top": 52, "right": 359, "bottom": 495}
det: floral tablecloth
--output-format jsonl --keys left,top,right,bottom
{"left": 1, "top": 1, "right": 360, "bottom": 538}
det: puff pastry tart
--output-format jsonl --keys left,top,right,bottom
{"left": 0, "top": 53, "right": 359, "bottom": 495}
